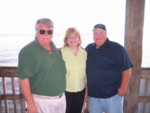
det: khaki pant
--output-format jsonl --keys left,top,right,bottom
{"left": 32, "top": 93, "right": 66, "bottom": 113}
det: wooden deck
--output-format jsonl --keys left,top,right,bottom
{"left": 0, "top": 67, "right": 150, "bottom": 113}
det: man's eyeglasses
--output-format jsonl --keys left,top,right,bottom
{"left": 93, "top": 31, "right": 106, "bottom": 35}
{"left": 93, "top": 32, "right": 105, "bottom": 35}
{"left": 39, "top": 30, "right": 53, "bottom": 35}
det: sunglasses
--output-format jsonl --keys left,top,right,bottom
{"left": 39, "top": 29, "right": 53, "bottom": 35}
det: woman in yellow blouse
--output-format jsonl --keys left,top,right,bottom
{"left": 61, "top": 27, "right": 87, "bottom": 113}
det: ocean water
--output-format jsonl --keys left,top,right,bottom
{"left": 0, "top": 35, "right": 149, "bottom": 67}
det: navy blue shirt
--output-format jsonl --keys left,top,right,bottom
{"left": 86, "top": 38, "right": 133, "bottom": 98}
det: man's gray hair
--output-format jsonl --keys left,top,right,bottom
{"left": 35, "top": 18, "right": 54, "bottom": 30}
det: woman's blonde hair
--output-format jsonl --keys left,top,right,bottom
{"left": 63, "top": 27, "right": 81, "bottom": 47}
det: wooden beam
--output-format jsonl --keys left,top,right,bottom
{"left": 124, "top": 0, "right": 145, "bottom": 113}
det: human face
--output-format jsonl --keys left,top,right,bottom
{"left": 93, "top": 28, "right": 107, "bottom": 48}
{"left": 36, "top": 23, "right": 53, "bottom": 47}
{"left": 67, "top": 34, "right": 80, "bottom": 47}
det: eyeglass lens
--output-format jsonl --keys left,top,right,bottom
{"left": 68, "top": 36, "right": 78, "bottom": 39}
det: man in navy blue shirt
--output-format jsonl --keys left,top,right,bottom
{"left": 86, "top": 24, "right": 133, "bottom": 113}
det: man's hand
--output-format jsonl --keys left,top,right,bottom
{"left": 118, "top": 87, "right": 127, "bottom": 97}
{"left": 27, "top": 103, "right": 37, "bottom": 113}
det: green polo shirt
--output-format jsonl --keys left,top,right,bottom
{"left": 18, "top": 40, "right": 66, "bottom": 96}
{"left": 61, "top": 46, "right": 87, "bottom": 92}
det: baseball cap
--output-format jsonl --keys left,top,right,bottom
{"left": 93, "top": 24, "right": 107, "bottom": 31}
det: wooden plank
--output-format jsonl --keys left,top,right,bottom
{"left": 13, "top": 100, "right": 17, "bottom": 113}
{"left": 21, "top": 100, "right": 27, "bottom": 113}
{"left": 145, "top": 79, "right": 150, "bottom": 96}
{"left": 145, "top": 79, "right": 150, "bottom": 113}
{"left": 141, "top": 68, "right": 150, "bottom": 79}
{"left": 0, "top": 100, "right": 2, "bottom": 113}
{"left": 0, "top": 94, "right": 24, "bottom": 100}
{"left": 139, "top": 97, "right": 150, "bottom": 103}
{"left": 11, "top": 77, "right": 16, "bottom": 94}
{"left": 1, "top": 77, "right": 9, "bottom": 112}
{"left": 4, "top": 100, "right": 9, "bottom": 113}
{"left": 0, "top": 67, "right": 18, "bottom": 77}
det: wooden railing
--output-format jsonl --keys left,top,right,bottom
{"left": 138, "top": 68, "right": 150, "bottom": 113}
{"left": 0, "top": 67, "right": 150, "bottom": 113}
{"left": 139, "top": 68, "right": 150, "bottom": 103}
{"left": 0, "top": 67, "right": 26, "bottom": 113}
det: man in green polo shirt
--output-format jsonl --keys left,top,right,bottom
{"left": 18, "top": 18, "right": 66, "bottom": 113}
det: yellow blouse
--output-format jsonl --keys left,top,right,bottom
{"left": 61, "top": 46, "right": 87, "bottom": 92}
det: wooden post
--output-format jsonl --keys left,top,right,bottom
{"left": 124, "top": 0, "right": 145, "bottom": 113}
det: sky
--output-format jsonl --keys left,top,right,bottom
{"left": 0, "top": 0, "right": 126, "bottom": 44}
{"left": 143, "top": 0, "right": 150, "bottom": 57}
